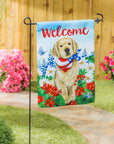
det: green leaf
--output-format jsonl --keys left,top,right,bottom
{"left": 38, "top": 102, "right": 48, "bottom": 108}
{"left": 46, "top": 76, "right": 53, "bottom": 80}
{"left": 85, "top": 55, "right": 95, "bottom": 63}
{"left": 37, "top": 75, "right": 41, "bottom": 86}
{"left": 38, "top": 86, "right": 49, "bottom": 101}
{"left": 75, "top": 92, "right": 95, "bottom": 105}
{"left": 0, "top": 71, "right": 7, "bottom": 83}
{"left": 84, "top": 96, "right": 95, "bottom": 104}
{"left": 84, "top": 88, "right": 90, "bottom": 95}
{"left": 38, "top": 86, "right": 45, "bottom": 95}
{"left": 79, "top": 69, "right": 87, "bottom": 75}
{"left": 93, "top": 71, "right": 95, "bottom": 82}
{"left": 55, "top": 94, "right": 65, "bottom": 106}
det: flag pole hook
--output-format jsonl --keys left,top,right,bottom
{"left": 95, "top": 13, "right": 103, "bottom": 24}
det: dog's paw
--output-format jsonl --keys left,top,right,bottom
{"left": 65, "top": 99, "right": 71, "bottom": 104}
{"left": 68, "top": 95, "right": 75, "bottom": 101}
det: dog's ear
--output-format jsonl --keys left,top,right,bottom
{"left": 52, "top": 42, "right": 60, "bottom": 57}
{"left": 72, "top": 39, "right": 78, "bottom": 54}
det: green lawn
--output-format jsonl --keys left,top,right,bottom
{"left": 0, "top": 105, "right": 87, "bottom": 144}
{"left": 27, "top": 80, "right": 114, "bottom": 113}
{"left": 92, "top": 80, "right": 114, "bottom": 113}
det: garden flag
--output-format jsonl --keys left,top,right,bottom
{"left": 37, "top": 20, "right": 95, "bottom": 108}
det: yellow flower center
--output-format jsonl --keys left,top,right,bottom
{"left": 43, "top": 81, "right": 46, "bottom": 85}
{"left": 89, "top": 66, "right": 92, "bottom": 70}
{"left": 80, "top": 61, "right": 84, "bottom": 65}
{"left": 87, "top": 77, "right": 90, "bottom": 80}
{"left": 49, "top": 70, "right": 53, "bottom": 73}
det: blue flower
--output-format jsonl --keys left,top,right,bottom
{"left": 91, "top": 52, "right": 95, "bottom": 56}
{"left": 47, "top": 52, "right": 56, "bottom": 68}
{"left": 39, "top": 59, "right": 48, "bottom": 78}
{"left": 82, "top": 48, "right": 87, "bottom": 58}
{"left": 86, "top": 61, "right": 90, "bottom": 64}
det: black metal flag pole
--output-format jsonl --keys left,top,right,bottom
{"left": 23, "top": 17, "right": 32, "bottom": 144}
{"left": 23, "top": 13, "right": 103, "bottom": 144}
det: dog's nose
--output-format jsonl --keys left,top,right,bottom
{"left": 65, "top": 48, "right": 70, "bottom": 54}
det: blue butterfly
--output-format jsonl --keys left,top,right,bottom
{"left": 83, "top": 92, "right": 92, "bottom": 98}
{"left": 38, "top": 47, "right": 47, "bottom": 56}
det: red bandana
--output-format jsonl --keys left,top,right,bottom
{"left": 56, "top": 57, "right": 73, "bottom": 72}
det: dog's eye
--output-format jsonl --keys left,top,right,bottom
{"left": 60, "top": 45, "right": 63, "bottom": 47}
{"left": 68, "top": 43, "right": 71, "bottom": 45}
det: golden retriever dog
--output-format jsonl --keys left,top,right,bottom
{"left": 52, "top": 37, "right": 79, "bottom": 104}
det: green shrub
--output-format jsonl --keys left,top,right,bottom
{"left": 0, "top": 118, "right": 15, "bottom": 144}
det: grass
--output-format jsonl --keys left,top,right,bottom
{"left": 27, "top": 80, "right": 114, "bottom": 113}
{"left": 0, "top": 105, "right": 87, "bottom": 144}
{"left": 92, "top": 80, "right": 114, "bottom": 113}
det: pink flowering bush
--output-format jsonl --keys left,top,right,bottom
{"left": 0, "top": 49, "right": 32, "bottom": 92}
{"left": 100, "top": 50, "right": 114, "bottom": 81}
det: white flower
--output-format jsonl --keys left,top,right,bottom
{"left": 37, "top": 68, "right": 42, "bottom": 76}
{"left": 85, "top": 72, "right": 93, "bottom": 83}
{"left": 46, "top": 66, "right": 56, "bottom": 77}
{"left": 86, "top": 63, "right": 95, "bottom": 73}
{"left": 39, "top": 78, "right": 49, "bottom": 87}
{"left": 79, "top": 58, "right": 87, "bottom": 69}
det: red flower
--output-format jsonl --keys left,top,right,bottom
{"left": 85, "top": 81, "right": 95, "bottom": 91}
{"left": 82, "top": 74, "right": 86, "bottom": 78}
{"left": 75, "top": 74, "right": 86, "bottom": 82}
{"left": 75, "top": 86, "right": 85, "bottom": 96}
{"left": 38, "top": 96, "right": 44, "bottom": 104}
{"left": 41, "top": 84, "right": 62, "bottom": 97}
{"left": 77, "top": 75, "right": 82, "bottom": 80}
{"left": 45, "top": 97, "right": 55, "bottom": 107}
{"left": 70, "top": 101, "right": 77, "bottom": 105}
{"left": 76, "top": 74, "right": 86, "bottom": 80}
{"left": 59, "top": 89, "right": 62, "bottom": 93}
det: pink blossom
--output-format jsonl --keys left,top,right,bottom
{"left": 105, "top": 75, "right": 110, "bottom": 80}
{"left": 100, "top": 63, "right": 107, "bottom": 71}
{"left": 108, "top": 72, "right": 111, "bottom": 76}
{"left": 110, "top": 50, "right": 114, "bottom": 54}
{"left": 103, "top": 66, "right": 107, "bottom": 71}
{"left": 109, "top": 58, "right": 114, "bottom": 67}
{"left": 104, "top": 56, "right": 109, "bottom": 63}
{"left": 100, "top": 50, "right": 114, "bottom": 81}
{"left": 100, "top": 62, "right": 104, "bottom": 67}
{"left": 0, "top": 49, "right": 32, "bottom": 93}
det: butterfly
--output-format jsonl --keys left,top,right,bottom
{"left": 83, "top": 92, "right": 92, "bottom": 98}
{"left": 38, "top": 47, "right": 47, "bottom": 56}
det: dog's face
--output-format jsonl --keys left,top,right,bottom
{"left": 52, "top": 37, "right": 78, "bottom": 59}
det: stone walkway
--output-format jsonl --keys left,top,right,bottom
{"left": 0, "top": 91, "right": 114, "bottom": 144}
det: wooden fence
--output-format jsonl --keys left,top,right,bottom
{"left": 0, "top": 0, "right": 114, "bottom": 80}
